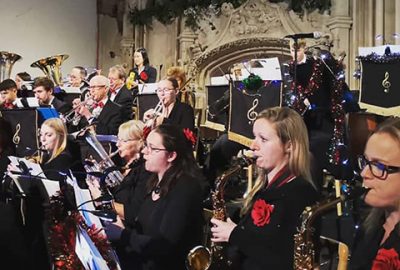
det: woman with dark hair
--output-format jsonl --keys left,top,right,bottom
{"left": 350, "top": 117, "right": 400, "bottom": 269}
{"left": 143, "top": 77, "right": 195, "bottom": 131}
{"left": 127, "top": 47, "right": 157, "bottom": 90}
{"left": 105, "top": 124, "right": 204, "bottom": 270}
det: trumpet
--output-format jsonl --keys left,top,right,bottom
{"left": 63, "top": 98, "right": 94, "bottom": 124}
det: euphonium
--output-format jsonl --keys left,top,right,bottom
{"left": 186, "top": 156, "right": 255, "bottom": 270}
{"left": 293, "top": 186, "right": 369, "bottom": 270}
{"left": 0, "top": 51, "right": 22, "bottom": 82}
{"left": 30, "top": 54, "right": 69, "bottom": 86}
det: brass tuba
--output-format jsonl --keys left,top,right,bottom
{"left": 30, "top": 54, "right": 69, "bottom": 86}
{"left": 0, "top": 51, "right": 22, "bottom": 82}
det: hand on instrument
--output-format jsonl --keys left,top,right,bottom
{"left": 210, "top": 217, "right": 237, "bottom": 243}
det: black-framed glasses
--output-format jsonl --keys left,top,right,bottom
{"left": 357, "top": 155, "right": 400, "bottom": 180}
{"left": 143, "top": 142, "right": 167, "bottom": 153}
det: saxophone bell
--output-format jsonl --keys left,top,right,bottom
{"left": 186, "top": 246, "right": 211, "bottom": 270}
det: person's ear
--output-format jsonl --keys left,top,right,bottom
{"left": 167, "top": 151, "right": 177, "bottom": 163}
{"left": 285, "top": 141, "right": 292, "bottom": 154}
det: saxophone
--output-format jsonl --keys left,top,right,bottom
{"left": 293, "top": 186, "right": 369, "bottom": 270}
{"left": 186, "top": 156, "right": 254, "bottom": 270}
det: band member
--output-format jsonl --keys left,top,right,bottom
{"left": 68, "top": 66, "right": 89, "bottom": 92}
{"left": 143, "top": 77, "right": 195, "bottom": 131}
{"left": 0, "top": 79, "right": 20, "bottom": 109}
{"left": 350, "top": 117, "right": 400, "bottom": 269}
{"left": 211, "top": 107, "right": 318, "bottom": 270}
{"left": 33, "top": 77, "right": 71, "bottom": 114}
{"left": 105, "top": 124, "right": 204, "bottom": 270}
{"left": 38, "top": 118, "right": 73, "bottom": 180}
{"left": 108, "top": 65, "right": 134, "bottom": 122}
{"left": 166, "top": 66, "right": 195, "bottom": 108}
{"left": 72, "top": 75, "right": 123, "bottom": 135}
{"left": 15, "top": 72, "right": 34, "bottom": 98}
{"left": 126, "top": 47, "right": 157, "bottom": 90}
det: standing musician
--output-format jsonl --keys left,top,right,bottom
{"left": 143, "top": 77, "right": 195, "bottom": 131}
{"left": 350, "top": 117, "right": 400, "bottom": 269}
{"left": 72, "top": 75, "right": 123, "bottom": 135}
{"left": 166, "top": 66, "right": 195, "bottom": 108}
{"left": 211, "top": 107, "right": 319, "bottom": 270}
{"left": 108, "top": 65, "right": 134, "bottom": 122}
{"left": 126, "top": 47, "right": 157, "bottom": 90}
{"left": 104, "top": 124, "right": 204, "bottom": 270}
{"left": 33, "top": 77, "right": 71, "bottom": 115}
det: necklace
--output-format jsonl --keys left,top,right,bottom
{"left": 153, "top": 185, "right": 161, "bottom": 194}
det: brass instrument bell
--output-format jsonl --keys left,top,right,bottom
{"left": 0, "top": 51, "right": 22, "bottom": 82}
{"left": 30, "top": 54, "right": 69, "bottom": 86}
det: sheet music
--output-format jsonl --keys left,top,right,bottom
{"left": 8, "top": 156, "right": 44, "bottom": 177}
{"left": 41, "top": 179, "right": 61, "bottom": 197}
{"left": 26, "top": 97, "right": 40, "bottom": 107}
{"left": 359, "top": 45, "right": 400, "bottom": 56}
{"left": 138, "top": 83, "right": 158, "bottom": 94}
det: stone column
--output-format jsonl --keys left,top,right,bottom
{"left": 326, "top": 0, "right": 352, "bottom": 83}
{"left": 120, "top": 0, "right": 135, "bottom": 68}
{"left": 396, "top": 0, "right": 400, "bottom": 45}
{"left": 375, "top": 0, "right": 384, "bottom": 45}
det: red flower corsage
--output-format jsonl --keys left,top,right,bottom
{"left": 251, "top": 199, "right": 274, "bottom": 227}
{"left": 372, "top": 248, "right": 400, "bottom": 270}
{"left": 140, "top": 71, "right": 149, "bottom": 81}
{"left": 183, "top": 128, "right": 196, "bottom": 147}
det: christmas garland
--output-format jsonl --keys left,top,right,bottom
{"left": 47, "top": 194, "right": 118, "bottom": 270}
{"left": 286, "top": 58, "right": 346, "bottom": 165}
{"left": 128, "top": 0, "right": 330, "bottom": 31}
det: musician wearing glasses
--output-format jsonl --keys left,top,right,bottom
{"left": 72, "top": 75, "right": 123, "bottom": 135}
{"left": 108, "top": 65, "right": 134, "bottom": 122}
{"left": 105, "top": 124, "right": 204, "bottom": 270}
{"left": 350, "top": 118, "right": 400, "bottom": 269}
{"left": 143, "top": 77, "right": 195, "bottom": 131}
{"left": 33, "top": 77, "right": 71, "bottom": 114}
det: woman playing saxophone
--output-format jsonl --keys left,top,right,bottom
{"left": 210, "top": 107, "right": 318, "bottom": 270}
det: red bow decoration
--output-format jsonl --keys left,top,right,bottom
{"left": 140, "top": 71, "right": 149, "bottom": 82}
{"left": 109, "top": 87, "right": 117, "bottom": 94}
{"left": 183, "top": 128, "right": 196, "bottom": 147}
{"left": 93, "top": 101, "right": 104, "bottom": 109}
{"left": 4, "top": 102, "right": 14, "bottom": 109}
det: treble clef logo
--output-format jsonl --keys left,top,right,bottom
{"left": 247, "top": 99, "right": 259, "bottom": 124}
{"left": 382, "top": 72, "right": 391, "bottom": 93}
{"left": 13, "top": 124, "right": 21, "bottom": 145}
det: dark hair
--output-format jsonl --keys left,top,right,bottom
{"left": 16, "top": 72, "right": 31, "bottom": 81}
{"left": 0, "top": 79, "right": 17, "bottom": 92}
{"left": 147, "top": 124, "right": 201, "bottom": 196}
{"left": 33, "top": 77, "right": 54, "bottom": 91}
{"left": 74, "top": 66, "right": 87, "bottom": 78}
{"left": 165, "top": 77, "right": 179, "bottom": 90}
{"left": 135, "top": 47, "right": 150, "bottom": 66}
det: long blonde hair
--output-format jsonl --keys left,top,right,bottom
{"left": 118, "top": 120, "right": 145, "bottom": 147}
{"left": 242, "top": 107, "right": 312, "bottom": 215}
{"left": 41, "top": 118, "right": 67, "bottom": 163}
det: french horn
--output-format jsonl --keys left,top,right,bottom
{"left": 30, "top": 54, "right": 69, "bottom": 86}
{"left": 0, "top": 51, "right": 22, "bottom": 82}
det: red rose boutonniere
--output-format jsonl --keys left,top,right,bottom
{"left": 251, "top": 199, "right": 274, "bottom": 227}
{"left": 140, "top": 71, "right": 149, "bottom": 82}
{"left": 372, "top": 248, "right": 400, "bottom": 270}
{"left": 183, "top": 128, "right": 196, "bottom": 147}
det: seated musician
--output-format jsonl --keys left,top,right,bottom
{"left": 15, "top": 72, "right": 34, "bottom": 98}
{"left": 108, "top": 65, "right": 134, "bottom": 122}
{"left": 72, "top": 75, "right": 123, "bottom": 135}
{"left": 350, "top": 117, "right": 400, "bottom": 269}
{"left": 33, "top": 77, "right": 71, "bottom": 114}
{"left": 211, "top": 107, "right": 319, "bottom": 270}
{"left": 68, "top": 66, "right": 89, "bottom": 93}
{"left": 143, "top": 77, "right": 195, "bottom": 131}
{"left": 38, "top": 118, "right": 73, "bottom": 181}
{"left": 105, "top": 124, "right": 204, "bottom": 270}
{"left": 166, "top": 66, "right": 195, "bottom": 108}
{"left": 0, "top": 79, "right": 28, "bottom": 109}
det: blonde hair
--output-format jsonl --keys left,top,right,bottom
{"left": 118, "top": 120, "right": 145, "bottom": 146}
{"left": 41, "top": 118, "right": 67, "bottom": 163}
{"left": 166, "top": 66, "right": 186, "bottom": 88}
{"left": 242, "top": 107, "right": 312, "bottom": 215}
